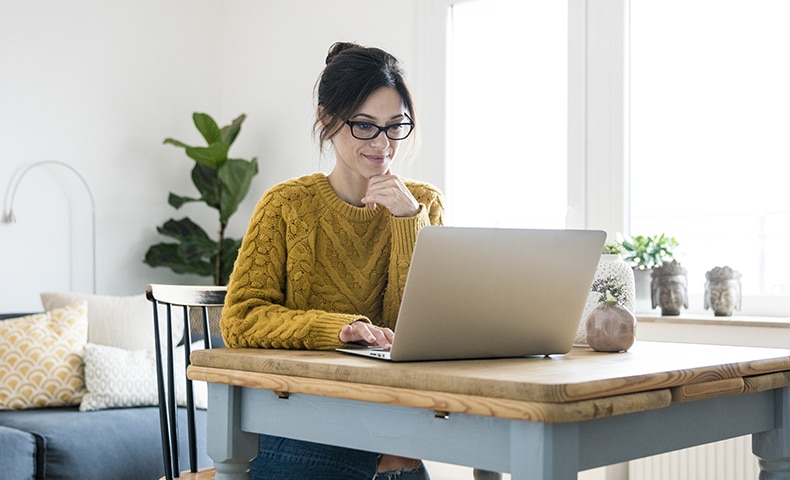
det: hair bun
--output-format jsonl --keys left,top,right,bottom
{"left": 325, "top": 42, "right": 363, "bottom": 65}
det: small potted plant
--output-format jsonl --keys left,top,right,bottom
{"left": 585, "top": 275, "right": 636, "bottom": 352}
{"left": 619, "top": 234, "right": 679, "bottom": 312}
{"left": 619, "top": 233, "right": 679, "bottom": 271}
{"left": 602, "top": 241, "right": 624, "bottom": 256}
{"left": 596, "top": 240, "right": 635, "bottom": 309}
{"left": 575, "top": 241, "right": 635, "bottom": 346}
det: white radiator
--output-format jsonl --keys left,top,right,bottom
{"left": 628, "top": 435, "right": 758, "bottom": 480}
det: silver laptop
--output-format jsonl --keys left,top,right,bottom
{"left": 337, "top": 226, "right": 605, "bottom": 361}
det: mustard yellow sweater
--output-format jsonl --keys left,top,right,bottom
{"left": 221, "top": 173, "right": 444, "bottom": 350}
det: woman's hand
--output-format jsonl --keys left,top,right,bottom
{"left": 361, "top": 171, "right": 419, "bottom": 217}
{"left": 339, "top": 320, "right": 394, "bottom": 349}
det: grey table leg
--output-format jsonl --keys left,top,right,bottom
{"left": 754, "top": 387, "right": 790, "bottom": 479}
{"left": 510, "top": 421, "right": 579, "bottom": 480}
{"left": 208, "top": 383, "right": 259, "bottom": 480}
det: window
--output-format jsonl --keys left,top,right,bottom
{"left": 432, "top": 0, "right": 790, "bottom": 315}
{"left": 446, "top": 0, "right": 568, "bottom": 229}
{"left": 630, "top": 0, "right": 790, "bottom": 306}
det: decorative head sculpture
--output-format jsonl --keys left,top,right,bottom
{"left": 704, "top": 266, "right": 742, "bottom": 316}
{"left": 651, "top": 260, "right": 688, "bottom": 316}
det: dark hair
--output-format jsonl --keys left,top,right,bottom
{"left": 314, "top": 42, "right": 415, "bottom": 150}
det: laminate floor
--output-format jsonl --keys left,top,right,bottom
{"left": 423, "top": 462, "right": 510, "bottom": 480}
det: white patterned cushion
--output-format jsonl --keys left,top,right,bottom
{"left": 40, "top": 292, "right": 182, "bottom": 351}
{"left": 79, "top": 342, "right": 207, "bottom": 412}
{"left": 0, "top": 302, "right": 88, "bottom": 410}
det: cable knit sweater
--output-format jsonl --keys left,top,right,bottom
{"left": 221, "top": 173, "right": 444, "bottom": 350}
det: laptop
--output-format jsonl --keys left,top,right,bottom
{"left": 337, "top": 226, "right": 605, "bottom": 361}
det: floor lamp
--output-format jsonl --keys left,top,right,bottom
{"left": 2, "top": 160, "right": 97, "bottom": 294}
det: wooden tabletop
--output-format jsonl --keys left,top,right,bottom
{"left": 188, "top": 341, "right": 790, "bottom": 423}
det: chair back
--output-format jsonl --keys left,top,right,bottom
{"left": 146, "top": 284, "right": 226, "bottom": 480}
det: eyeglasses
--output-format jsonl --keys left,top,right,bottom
{"left": 344, "top": 117, "right": 415, "bottom": 141}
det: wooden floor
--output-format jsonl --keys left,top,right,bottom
{"left": 424, "top": 462, "right": 510, "bottom": 480}
{"left": 424, "top": 461, "right": 606, "bottom": 479}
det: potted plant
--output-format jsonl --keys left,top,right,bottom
{"left": 602, "top": 241, "right": 624, "bottom": 256}
{"left": 590, "top": 275, "right": 628, "bottom": 305}
{"left": 575, "top": 241, "right": 635, "bottom": 346}
{"left": 585, "top": 275, "right": 636, "bottom": 352}
{"left": 618, "top": 233, "right": 679, "bottom": 312}
{"left": 144, "top": 112, "right": 259, "bottom": 286}
{"left": 619, "top": 233, "right": 679, "bottom": 271}
{"left": 597, "top": 241, "right": 634, "bottom": 310}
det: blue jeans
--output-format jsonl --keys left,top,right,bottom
{"left": 251, "top": 434, "right": 430, "bottom": 480}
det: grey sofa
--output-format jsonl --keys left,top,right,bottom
{"left": 0, "top": 313, "right": 212, "bottom": 480}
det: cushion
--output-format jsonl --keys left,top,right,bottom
{"left": 0, "top": 302, "right": 87, "bottom": 410}
{"left": 0, "top": 425, "right": 37, "bottom": 479}
{"left": 40, "top": 291, "right": 181, "bottom": 351}
{"left": 79, "top": 342, "right": 207, "bottom": 412}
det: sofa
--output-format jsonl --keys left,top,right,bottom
{"left": 0, "top": 292, "right": 215, "bottom": 480}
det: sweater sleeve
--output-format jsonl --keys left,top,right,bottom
{"left": 220, "top": 188, "right": 361, "bottom": 350}
{"left": 381, "top": 184, "right": 445, "bottom": 329}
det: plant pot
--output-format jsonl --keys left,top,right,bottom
{"left": 633, "top": 268, "right": 654, "bottom": 313}
{"left": 585, "top": 301, "right": 637, "bottom": 352}
{"left": 575, "top": 254, "right": 635, "bottom": 346}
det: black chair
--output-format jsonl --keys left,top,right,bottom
{"left": 146, "top": 284, "right": 227, "bottom": 480}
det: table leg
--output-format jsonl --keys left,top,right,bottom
{"left": 510, "top": 421, "right": 579, "bottom": 480}
{"left": 754, "top": 387, "right": 790, "bottom": 479}
{"left": 207, "top": 383, "right": 259, "bottom": 480}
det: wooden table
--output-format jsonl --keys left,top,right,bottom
{"left": 188, "top": 341, "right": 790, "bottom": 479}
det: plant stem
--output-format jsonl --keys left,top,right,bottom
{"left": 216, "top": 221, "right": 226, "bottom": 286}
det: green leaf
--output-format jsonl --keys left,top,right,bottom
{"left": 218, "top": 158, "right": 259, "bottom": 224}
{"left": 156, "top": 217, "right": 213, "bottom": 244}
{"left": 168, "top": 192, "right": 201, "bottom": 209}
{"left": 220, "top": 114, "right": 246, "bottom": 146}
{"left": 178, "top": 235, "right": 217, "bottom": 263}
{"left": 148, "top": 218, "right": 217, "bottom": 276}
{"left": 193, "top": 112, "right": 222, "bottom": 145}
{"left": 191, "top": 164, "right": 221, "bottom": 210}
{"left": 185, "top": 143, "right": 230, "bottom": 169}
{"left": 143, "top": 243, "right": 214, "bottom": 276}
{"left": 605, "top": 289, "right": 618, "bottom": 304}
{"left": 163, "top": 138, "right": 191, "bottom": 149}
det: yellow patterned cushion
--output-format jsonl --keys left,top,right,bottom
{"left": 0, "top": 302, "right": 88, "bottom": 410}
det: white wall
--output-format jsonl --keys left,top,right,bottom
{"left": 0, "top": 0, "right": 425, "bottom": 311}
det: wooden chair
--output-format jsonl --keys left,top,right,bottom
{"left": 146, "top": 284, "right": 227, "bottom": 480}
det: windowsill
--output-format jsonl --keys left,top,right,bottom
{"left": 636, "top": 312, "right": 790, "bottom": 328}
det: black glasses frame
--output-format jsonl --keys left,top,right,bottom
{"left": 344, "top": 118, "right": 415, "bottom": 141}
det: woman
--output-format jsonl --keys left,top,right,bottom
{"left": 221, "top": 42, "right": 443, "bottom": 480}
